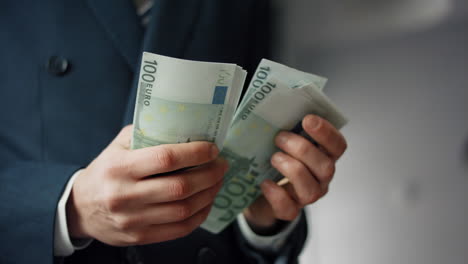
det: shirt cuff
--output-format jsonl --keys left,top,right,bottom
{"left": 54, "top": 169, "right": 93, "bottom": 256}
{"left": 236, "top": 211, "right": 302, "bottom": 252}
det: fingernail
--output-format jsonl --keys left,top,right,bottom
{"left": 305, "top": 115, "right": 321, "bottom": 131}
{"left": 271, "top": 152, "right": 285, "bottom": 164}
{"left": 276, "top": 132, "right": 289, "bottom": 146}
{"left": 211, "top": 144, "right": 219, "bottom": 159}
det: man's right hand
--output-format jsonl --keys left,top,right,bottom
{"left": 66, "top": 125, "right": 228, "bottom": 246}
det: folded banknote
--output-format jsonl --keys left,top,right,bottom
{"left": 201, "top": 60, "right": 347, "bottom": 233}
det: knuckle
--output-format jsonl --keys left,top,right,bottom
{"left": 289, "top": 210, "right": 300, "bottom": 221}
{"left": 103, "top": 157, "right": 131, "bottom": 179}
{"left": 294, "top": 141, "right": 310, "bottom": 156}
{"left": 211, "top": 163, "right": 226, "bottom": 180}
{"left": 321, "top": 186, "right": 329, "bottom": 196}
{"left": 199, "top": 207, "right": 211, "bottom": 222}
{"left": 115, "top": 125, "right": 132, "bottom": 140}
{"left": 302, "top": 191, "right": 321, "bottom": 205}
{"left": 189, "top": 214, "right": 204, "bottom": 231}
{"left": 174, "top": 223, "right": 194, "bottom": 239}
{"left": 104, "top": 194, "right": 123, "bottom": 213}
{"left": 316, "top": 121, "right": 331, "bottom": 142}
{"left": 119, "top": 158, "right": 133, "bottom": 177}
{"left": 277, "top": 208, "right": 298, "bottom": 221}
{"left": 121, "top": 125, "right": 133, "bottom": 134}
{"left": 341, "top": 139, "right": 348, "bottom": 153}
{"left": 101, "top": 186, "right": 133, "bottom": 213}
{"left": 196, "top": 142, "right": 214, "bottom": 160}
{"left": 321, "top": 161, "right": 335, "bottom": 182}
{"left": 177, "top": 208, "right": 209, "bottom": 237}
{"left": 173, "top": 202, "right": 193, "bottom": 221}
{"left": 267, "top": 192, "right": 282, "bottom": 205}
{"left": 311, "top": 191, "right": 322, "bottom": 203}
{"left": 125, "top": 231, "right": 146, "bottom": 245}
{"left": 103, "top": 162, "right": 122, "bottom": 178}
{"left": 288, "top": 160, "right": 306, "bottom": 178}
{"left": 324, "top": 130, "right": 337, "bottom": 149}
{"left": 338, "top": 140, "right": 348, "bottom": 157}
{"left": 155, "top": 147, "right": 176, "bottom": 170}
{"left": 210, "top": 182, "right": 223, "bottom": 197}
{"left": 169, "top": 177, "right": 191, "bottom": 200}
{"left": 114, "top": 215, "right": 134, "bottom": 231}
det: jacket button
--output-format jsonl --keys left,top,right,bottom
{"left": 46, "top": 56, "right": 70, "bottom": 76}
{"left": 197, "top": 247, "right": 217, "bottom": 264}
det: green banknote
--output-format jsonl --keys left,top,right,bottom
{"left": 201, "top": 74, "right": 348, "bottom": 233}
{"left": 238, "top": 59, "right": 328, "bottom": 111}
{"left": 132, "top": 52, "right": 246, "bottom": 149}
{"left": 133, "top": 96, "right": 226, "bottom": 148}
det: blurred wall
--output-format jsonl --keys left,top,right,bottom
{"left": 272, "top": 1, "right": 468, "bottom": 263}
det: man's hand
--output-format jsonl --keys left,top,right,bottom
{"left": 243, "top": 115, "right": 347, "bottom": 233}
{"left": 66, "top": 125, "right": 228, "bottom": 246}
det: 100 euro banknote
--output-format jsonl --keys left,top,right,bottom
{"left": 132, "top": 52, "right": 246, "bottom": 149}
{"left": 201, "top": 67, "right": 348, "bottom": 233}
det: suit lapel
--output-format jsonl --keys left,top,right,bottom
{"left": 122, "top": 0, "right": 203, "bottom": 125}
{"left": 86, "top": 0, "right": 144, "bottom": 70}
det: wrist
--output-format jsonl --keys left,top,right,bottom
{"left": 246, "top": 218, "right": 289, "bottom": 236}
{"left": 243, "top": 208, "right": 287, "bottom": 236}
{"left": 66, "top": 175, "right": 90, "bottom": 239}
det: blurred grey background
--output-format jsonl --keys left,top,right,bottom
{"left": 271, "top": 0, "right": 468, "bottom": 263}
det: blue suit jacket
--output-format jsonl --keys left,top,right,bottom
{"left": 0, "top": 0, "right": 307, "bottom": 263}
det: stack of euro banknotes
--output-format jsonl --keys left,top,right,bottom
{"left": 132, "top": 52, "right": 348, "bottom": 233}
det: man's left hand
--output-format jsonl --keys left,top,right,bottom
{"left": 243, "top": 114, "right": 347, "bottom": 233}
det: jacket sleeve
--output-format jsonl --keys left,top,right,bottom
{"left": 234, "top": 211, "right": 308, "bottom": 264}
{"left": 0, "top": 161, "right": 81, "bottom": 264}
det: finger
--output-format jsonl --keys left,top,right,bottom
{"left": 279, "top": 178, "right": 329, "bottom": 203}
{"left": 321, "top": 184, "right": 329, "bottom": 197}
{"left": 271, "top": 152, "right": 322, "bottom": 206}
{"left": 129, "top": 204, "right": 212, "bottom": 245}
{"left": 260, "top": 180, "right": 300, "bottom": 221}
{"left": 282, "top": 181, "right": 300, "bottom": 202}
{"left": 112, "top": 125, "right": 134, "bottom": 149}
{"left": 302, "top": 115, "right": 347, "bottom": 160}
{"left": 133, "top": 158, "right": 228, "bottom": 203}
{"left": 126, "top": 141, "right": 219, "bottom": 178}
{"left": 275, "top": 131, "right": 335, "bottom": 185}
{"left": 123, "top": 181, "right": 222, "bottom": 226}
